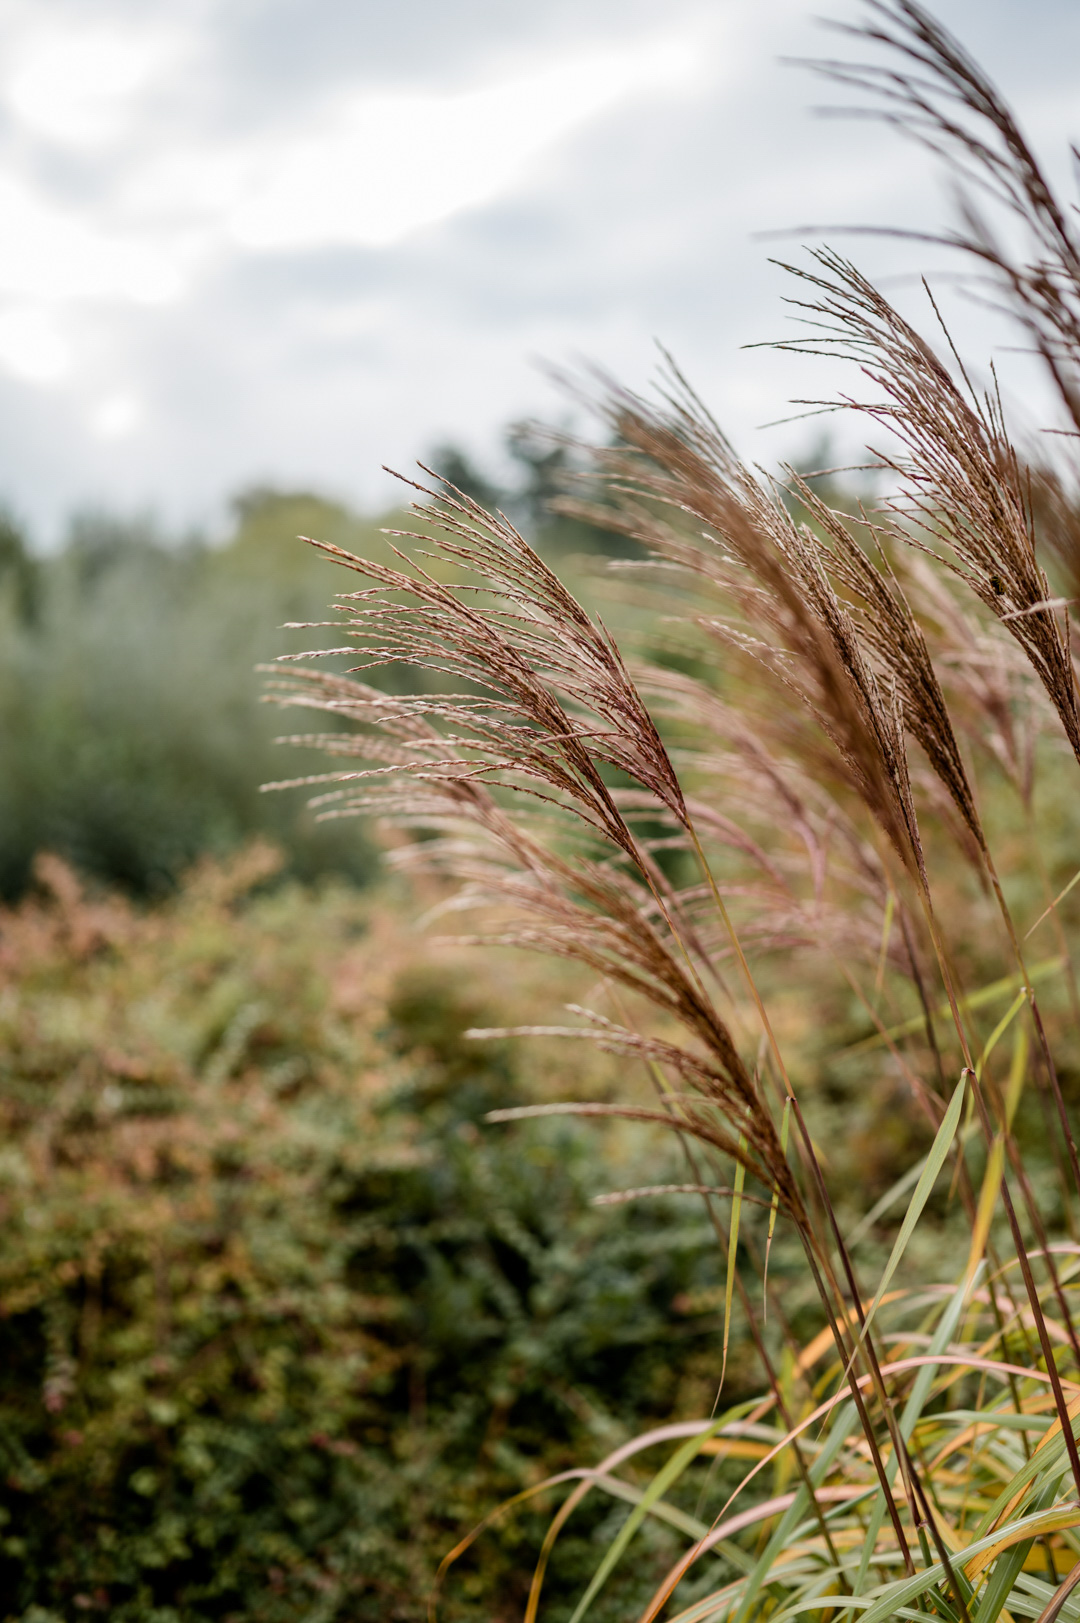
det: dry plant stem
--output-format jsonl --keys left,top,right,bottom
{"left": 984, "top": 1251, "right": 1041, "bottom": 1419}
{"left": 1035, "top": 1559, "right": 1080, "bottom": 1623}
{"left": 1021, "top": 825, "right": 1080, "bottom": 1226}
{"left": 1030, "top": 1002, "right": 1080, "bottom": 1213}
{"left": 792, "top": 1223, "right": 916, "bottom": 1573}
{"left": 831, "top": 953, "right": 1035, "bottom": 1396}
{"left": 687, "top": 827, "right": 789, "bottom": 1095}
{"left": 831, "top": 949, "right": 946, "bottom": 1132}
{"left": 780, "top": 1108, "right": 918, "bottom": 1545}
{"left": 609, "top": 987, "right": 820, "bottom": 1407}
{"left": 909, "top": 1468, "right": 974, "bottom": 1623}
{"left": 687, "top": 823, "right": 923, "bottom": 1566}
{"left": 1028, "top": 808, "right": 1080, "bottom": 1031}
{"left": 787, "top": 1093, "right": 932, "bottom": 1547}
{"left": 973, "top": 857, "right": 1080, "bottom": 1356}
{"left": 1000, "top": 1128, "right": 1080, "bottom": 1370}
{"left": 1029, "top": 1037, "right": 1080, "bottom": 1245}
{"left": 984, "top": 851, "right": 1080, "bottom": 1210}
{"left": 721, "top": 1223, "right": 854, "bottom": 1579}
{"left": 908, "top": 876, "right": 1066, "bottom": 1368}
{"left": 646, "top": 1100, "right": 834, "bottom": 1482}
{"left": 898, "top": 906, "right": 948, "bottom": 1092}
{"left": 968, "top": 1071, "right": 1080, "bottom": 1498}
{"left": 693, "top": 1161, "right": 848, "bottom": 1582}
{"left": 690, "top": 832, "right": 906, "bottom": 1341}
{"left": 1026, "top": 986, "right": 1078, "bottom": 1207}
{"left": 828, "top": 951, "right": 1022, "bottom": 1349}
{"left": 898, "top": 779, "right": 1080, "bottom": 1343}
{"left": 687, "top": 823, "right": 855, "bottom": 1287}
{"left": 919, "top": 886, "right": 1080, "bottom": 1420}
{"left": 915, "top": 887, "right": 975, "bottom": 1070}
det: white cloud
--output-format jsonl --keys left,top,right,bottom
{"left": 227, "top": 38, "right": 702, "bottom": 251}
{"left": 5, "top": 21, "right": 178, "bottom": 147}
{"left": 0, "top": 0, "right": 1073, "bottom": 543}
{"left": 0, "top": 175, "right": 193, "bottom": 305}
{"left": 88, "top": 391, "right": 143, "bottom": 439}
{"left": 0, "top": 304, "right": 71, "bottom": 383}
{"left": 0, "top": 24, "right": 704, "bottom": 359}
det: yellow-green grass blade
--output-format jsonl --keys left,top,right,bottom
{"left": 585, "top": 1466, "right": 756, "bottom": 1572}
{"left": 729, "top": 1400, "right": 862, "bottom": 1623}
{"left": 851, "top": 1072, "right": 967, "bottom": 1354}
{"left": 720, "top": 1138, "right": 746, "bottom": 1396}
{"left": 965, "top": 1132, "right": 1006, "bottom": 1287}
{"left": 857, "top": 1505, "right": 1080, "bottom": 1623}
{"left": 936, "top": 1410, "right": 1054, "bottom": 1436}
{"left": 1024, "top": 867, "right": 1080, "bottom": 941}
{"left": 843, "top": 1266, "right": 986, "bottom": 1613}
{"left": 972, "top": 1483, "right": 1057, "bottom": 1623}
{"left": 1005, "top": 1025, "right": 1029, "bottom": 1128}
{"left": 844, "top": 960, "right": 1062, "bottom": 1054}
{"left": 764, "top": 1099, "right": 792, "bottom": 1314}
{"left": 975, "top": 1427, "right": 1073, "bottom": 1539}
{"left": 976, "top": 991, "right": 1028, "bottom": 1082}
{"left": 564, "top": 1405, "right": 757, "bottom": 1623}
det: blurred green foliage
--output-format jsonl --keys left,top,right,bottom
{"left": 0, "top": 847, "right": 733, "bottom": 1622}
{"left": 0, "top": 491, "right": 409, "bottom": 900}
{"left": 0, "top": 441, "right": 626, "bottom": 904}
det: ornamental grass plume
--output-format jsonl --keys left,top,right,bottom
{"left": 263, "top": 485, "right": 799, "bottom": 1211}
{"left": 772, "top": 248, "right": 1080, "bottom": 763}
{"left": 266, "top": 4, "right": 1080, "bottom": 1619}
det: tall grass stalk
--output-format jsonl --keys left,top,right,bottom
{"left": 268, "top": 3, "right": 1080, "bottom": 1617}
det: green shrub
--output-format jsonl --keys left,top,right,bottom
{"left": 0, "top": 850, "right": 735, "bottom": 1621}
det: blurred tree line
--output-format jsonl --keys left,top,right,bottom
{"left": 0, "top": 432, "right": 617, "bottom": 902}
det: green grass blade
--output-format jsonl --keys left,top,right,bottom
{"left": 853, "top": 1071, "right": 967, "bottom": 1352}
{"left": 858, "top": 1505, "right": 1080, "bottom": 1623}
{"left": 721, "top": 1138, "right": 747, "bottom": 1394}
{"left": 975, "top": 1443, "right": 1071, "bottom": 1540}
{"left": 973, "top": 1483, "right": 1058, "bottom": 1623}
{"left": 974, "top": 1535, "right": 1038, "bottom": 1623}
{"left": 840, "top": 1265, "right": 986, "bottom": 1616}
{"left": 847, "top": 1154, "right": 927, "bottom": 1250}
{"left": 1024, "top": 867, "right": 1080, "bottom": 941}
{"left": 764, "top": 1100, "right": 791, "bottom": 1314}
{"left": 844, "top": 960, "right": 1062, "bottom": 1054}
{"left": 564, "top": 1405, "right": 756, "bottom": 1623}
{"left": 976, "top": 990, "right": 1027, "bottom": 1081}
{"left": 730, "top": 1400, "right": 862, "bottom": 1623}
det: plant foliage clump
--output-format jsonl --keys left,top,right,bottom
{"left": 0, "top": 848, "right": 741, "bottom": 1621}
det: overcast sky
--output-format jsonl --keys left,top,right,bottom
{"left": 0, "top": 0, "right": 1077, "bottom": 543}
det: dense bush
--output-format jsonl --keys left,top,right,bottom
{"left": 0, "top": 848, "right": 740, "bottom": 1621}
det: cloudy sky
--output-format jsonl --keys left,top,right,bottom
{"left": 0, "top": 0, "right": 1076, "bottom": 542}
